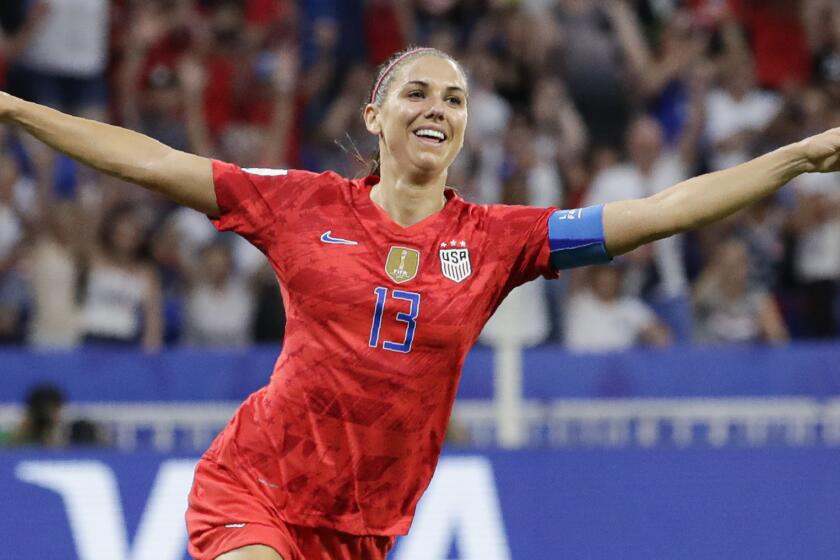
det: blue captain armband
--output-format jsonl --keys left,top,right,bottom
{"left": 548, "top": 205, "right": 612, "bottom": 270}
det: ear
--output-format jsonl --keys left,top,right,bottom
{"left": 363, "top": 104, "right": 381, "bottom": 136}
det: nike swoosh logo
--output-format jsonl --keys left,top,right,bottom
{"left": 225, "top": 523, "right": 247, "bottom": 528}
{"left": 320, "top": 231, "right": 359, "bottom": 245}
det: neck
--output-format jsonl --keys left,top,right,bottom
{"left": 371, "top": 162, "right": 448, "bottom": 228}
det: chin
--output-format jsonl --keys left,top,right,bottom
{"left": 409, "top": 155, "right": 447, "bottom": 176}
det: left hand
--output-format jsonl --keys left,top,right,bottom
{"left": 799, "top": 127, "right": 840, "bottom": 173}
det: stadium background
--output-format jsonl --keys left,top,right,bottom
{"left": 2, "top": 0, "right": 840, "bottom": 558}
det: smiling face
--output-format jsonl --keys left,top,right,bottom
{"left": 364, "top": 54, "right": 468, "bottom": 180}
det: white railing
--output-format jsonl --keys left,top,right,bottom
{"left": 456, "top": 397, "right": 840, "bottom": 448}
{"left": 3, "top": 398, "right": 840, "bottom": 451}
{"left": 0, "top": 402, "right": 237, "bottom": 452}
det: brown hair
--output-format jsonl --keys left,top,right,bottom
{"left": 363, "top": 46, "right": 467, "bottom": 176}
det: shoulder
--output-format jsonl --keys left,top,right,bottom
{"left": 214, "top": 161, "right": 347, "bottom": 188}
{"left": 294, "top": 169, "right": 352, "bottom": 195}
{"left": 434, "top": 189, "right": 493, "bottom": 224}
{"left": 476, "top": 202, "right": 556, "bottom": 233}
{"left": 480, "top": 200, "right": 552, "bottom": 218}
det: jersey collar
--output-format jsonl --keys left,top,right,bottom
{"left": 354, "top": 176, "right": 461, "bottom": 237}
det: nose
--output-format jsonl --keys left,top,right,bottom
{"left": 424, "top": 98, "right": 446, "bottom": 121}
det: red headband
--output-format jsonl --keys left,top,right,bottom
{"left": 370, "top": 48, "right": 435, "bottom": 104}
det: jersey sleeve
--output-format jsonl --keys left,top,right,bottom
{"left": 486, "top": 204, "right": 558, "bottom": 289}
{"left": 487, "top": 204, "right": 612, "bottom": 290}
{"left": 209, "top": 160, "right": 317, "bottom": 254}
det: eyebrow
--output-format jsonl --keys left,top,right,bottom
{"left": 404, "top": 80, "right": 467, "bottom": 95}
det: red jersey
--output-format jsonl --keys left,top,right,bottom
{"left": 205, "top": 161, "right": 557, "bottom": 535}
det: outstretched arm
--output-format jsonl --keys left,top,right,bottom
{"left": 0, "top": 92, "right": 218, "bottom": 216}
{"left": 603, "top": 128, "right": 840, "bottom": 256}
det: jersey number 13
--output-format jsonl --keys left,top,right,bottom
{"left": 368, "top": 287, "right": 421, "bottom": 353}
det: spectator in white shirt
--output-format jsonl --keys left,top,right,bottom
{"left": 16, "top": 0, "right": 110, "bottom": 119}
{"left": 705, "top": 55, "right": 782, "bottom": 171}
{"left": 184, "top": 241, "right": 254, "bottom": 347}
{"left": 0, "top": 150, "right": 29, "bottom": 343}
{"left": 784, "top": 87, "right": 840, "bottom": 338}
{"left": 585, "top": 110, "right": 703, "bottom": 343}
{"left": 693, "top": 238, "right": 789, "bottom": 345}
{"left": 564, "top": 264, "right": 671, "bottom": 354}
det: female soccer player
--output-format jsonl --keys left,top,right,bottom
{"left": 2, "top": 46, "right": 840, "bottom": 560}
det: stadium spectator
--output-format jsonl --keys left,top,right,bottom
{"left": 530, "top": 77, "right": 588, "bottom": 183}
{"left": 730, "top": 0, "right": 812, "bottom": 89}
{"left": 693, "top": 238, "right": 789, "bottom": 344}
{"left": 5, "top": 383, "right": 65, "bottom": 447}
{"left": 27, "top": 183, "right": 82, "bottom": 348}
{"left": 638, "top": 6, "right": 711, "bottom": 145}
{"left": 459, "top": 49, "right": 512, "bottom": 204}
{"left": 315, "top": 64, "right": 376, "bottom": 177}
{"left": 788, "top": 164, "right": 840, "bottom": 338}
{"left": 363, "top": 0, "right": 410, "bottom": 65}
{"left": 563, "top": 264, "right": 671, "bottom": 353}
{"left": 13, "top": 0, "right": 110, "bottom": 119}
{"left": 806, "top": 0, "right": 840, "bottom": 97}
{"left": 480, "top": 116, "right": 563, "bottom": 348}
{"left": 78, "top": 204, "right": 162, "bottom": 349}
{"left": 705, "top": 54, "right": 782, "bottom": 171}
{"left": 1, "top": 382, "right": 107, "bottom": 448}
{"left": 0, "top": 1, "right": 49, "bottom": 93}
{"left": 251, "top": 260, "right": 286, "bottom": 343}
{"left": 184, "top": 240, "right": 254, "bottom": 347}
{"left": 584, "top": 109, "right": 705, "bottom": 343}
{"left": 67, "top": 418, "right": 107, "bottom": 447}
{"left": 733, "top": 198, "right": 788, "bottom": 291}
{"left": 1, "top": 0, "right": 840, "bottom": 350}
{"left": 5, "top": 5, "right": 840, "bottom": 555}
{"left": 550, "top": 0, "right": 637, "bottom": 149}
{"left": 147, "top": 217, "right": 188, "bottom": 345}
{"left": 0, "top": 148, "right": 29, "bottom": 343}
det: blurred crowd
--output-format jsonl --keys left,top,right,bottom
{"left": 0, "top": 383, "right": 105, "bottom": 447}
{"left": 0, "top": 0, "right": 839, "bottom": 353}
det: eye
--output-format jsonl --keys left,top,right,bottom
{"left": 407, "top": 90, "right": 424, "bottom": 99}
{"left": 447, "top": 96, "right": 463, "bottom": 106}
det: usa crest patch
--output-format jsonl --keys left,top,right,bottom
{"left": 439, "top": 240, "right": 472, "bottom": 283}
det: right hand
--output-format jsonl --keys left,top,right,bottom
{"left": 798, "top": 127, "right": 840, "bottom": 174}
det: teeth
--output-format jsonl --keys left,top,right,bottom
{"left": 415, "top": 129, "right": 445, "bottom": 141}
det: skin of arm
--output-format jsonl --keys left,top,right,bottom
{"left": 0, "top": 93, "right": 219, "bottom": 216}
{"left": 603, "top": 129, "right": 840, "bottom": 256}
